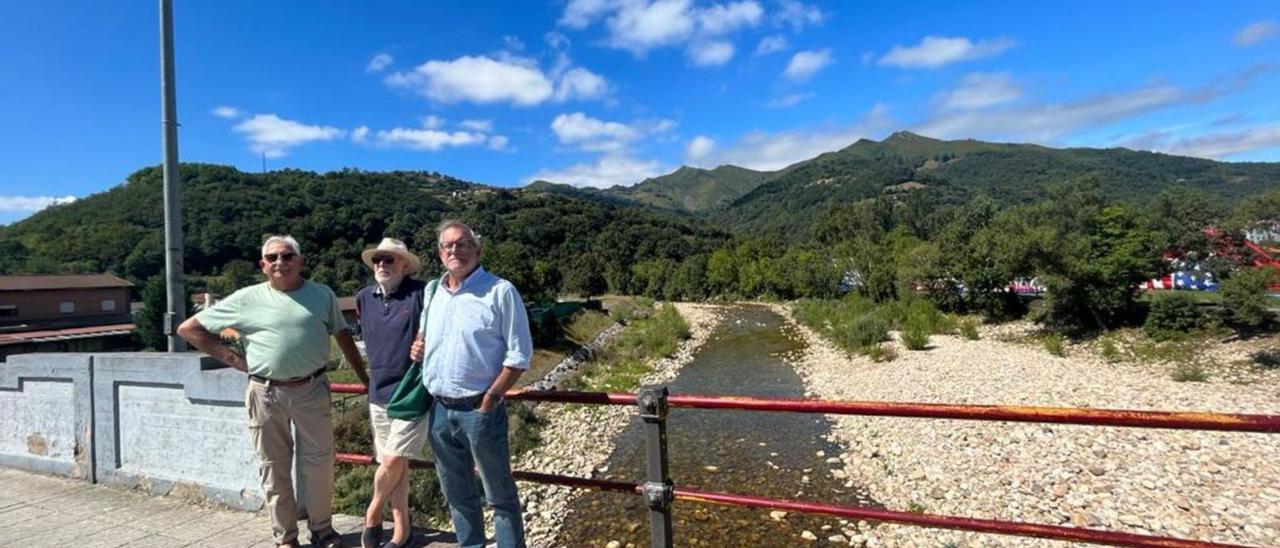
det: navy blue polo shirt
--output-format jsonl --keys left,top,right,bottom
{"left": 356, "top": 278, "right": 426, "bottom": 405}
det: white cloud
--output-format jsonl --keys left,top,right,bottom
{"left": 560, "top": 0, "right": 615, "bottom": 29}
{"left": 605, "top": 0, "right": 697, "bottom": 55}
{"left": 388, "top": 54, "right": 608, "bottom": 105}
{"left": 934, "top": 72, "right": 1021, "bottom": 111}
{"left": 565, "top": 0, "right": 762, "bottom": 62}
{"left": 374, "top": 128, "right": 487, "bottom": 151}
{"left": 697, "top": 1, "right": 763, "bottom": 35}
{"left": 545, "top": 31, "right": 572, "bottom": 50}
{"left": 420, "top": 115, "right": 446, "bottom": 129}
{"left": 554, "top": 67, "right": 610, "bottom": 101}
{"left": 685, "top": 135, "right": 716, "bottom": 163}
{"left": 551, "top": 112, "right": 642, "bottom": 152}
{"left": 914, "top": 65, "right": 1273, "bottom": 144}
{"left": 766, "top": 92, "right": 814, "bottom": 108}
{"left": 351, "top": 126, "right": 370, "bottom": 143}
{"left": 1135, "top": 124, "right": 1280, "bottom": 159}
{"left": 756, "top": 35, "right": 787, "bottom": 55}
{"left": 527, "top": 154, "right": 668, "bottom": 188}
{"left": 211, "top": 106, "right": 242, "bottom": 119}
{"left": 1236, "top": 20, "right": 1278, "bottom": 47}
{"left": 710, "top": 103, "right": 894, "bottom": 170}
{"left": 549, "top": 112, "right": 676, "bottom": 153}
{"left": 688, "top": 40, "right": 735, "bottom": 66}
{"left": 459, "top": 119, "right": 494, "bottom": 132}
{"left": 233, "top": 114, "right": 344, "bottom": 158}
{"left": 784, "top": 49, "right": 833, "bottom": 81}
{"left": 503, "top": 35, "right": 526, "bottom": 51}
{"left": 386, "top": 55, "right": 554, "bottom": 106}
{"left": 0, "top": 195, "right": 77, "bottom": 212}
{"left": 773, "top": 0, "right": 825, "bottom": 31}
{"left": 366, "top": 53, "right": 393, "bottom": 73}
{"left": 878, "top": 36, "right": 1016, "bottom": 69}
{"left": 488, "top": 135, "right": 510, "bottom": 150}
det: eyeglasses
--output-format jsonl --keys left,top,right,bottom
{"left": 263, "top": 252, "right": 298, "bottom": 263}
{"left": 371, "top": 255, "right": 398, "bottom": 265}
{"left": 439, "top": 239, "right": 476, "bottom": 252}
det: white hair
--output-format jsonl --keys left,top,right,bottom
{"left": 261, "top": 235, "right": 302, "bottom": 256}
{"left": 435, "top": 220, "right": 482, "bottom": 249}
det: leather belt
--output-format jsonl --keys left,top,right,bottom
{"left": 249, "top": 368, "right": 326, "bottom": 387}
{"left": 436, "top": 394, "right": 484, "bottom": 408}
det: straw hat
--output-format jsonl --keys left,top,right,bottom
{"left": 361, "top": 237, "right": 421, "bottom": 274}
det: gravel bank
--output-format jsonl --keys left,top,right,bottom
{"left": 516, "top": 303, "right": 726, "bottom": 547}
{"left": 775, "top": 305, "right": 1280, "bottom": 547}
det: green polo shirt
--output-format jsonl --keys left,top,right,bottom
{"left": 195, "top": 280, "right": 347, "bottom": 379}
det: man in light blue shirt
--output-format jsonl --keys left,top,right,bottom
{"left": 411, "top": 219, "right": 531, "bottom": 548}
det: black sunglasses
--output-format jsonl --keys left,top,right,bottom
{"left": 263, "top": 252, "right": 298, "bottom": 263}
{"left": 371, "top": 254, "right": 398, "bottom": 265}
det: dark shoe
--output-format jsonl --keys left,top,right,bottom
{"left": 380, "top": 541, "right": 402, "bottom": 548}
{"left": 361, "top": 524, "right": 383, "bottom": 548}
{"left": 277, "top": 541, "right": 302, "bottom": 548}
{"left": 311, "top": 527, "right": 345, "bottom": 548}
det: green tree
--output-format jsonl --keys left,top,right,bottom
{"left": 563, "top": 252, "right": 608, "bottom": 300}
{"left": 1220, "top": 268, "right": 1275, "bottom": 328}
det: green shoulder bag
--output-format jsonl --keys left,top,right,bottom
{"left": 385, "top": 278, "right": 438, "bottom": 420}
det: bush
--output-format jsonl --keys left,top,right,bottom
{"left": 1043, "top": 333, "right": 1067, "bottom": 357}
{"left": 1098, "top": 336, "right": 1121, "bottom": 363}
{"left": 1220, "top": 268, "right": 1275, "bottom": 329}
{"left": 1143, "top": 292, "right": 1203, "bottom": 340}
{"left": 958, "top": 319, "right": 981, "bottom": 340}
{"left": 1171, "top": 361, "right": 1208, "bottom": 382}
{"left": 866, "top": 343, "right": 896, "bottom": 362}
{"left": 839, "top": 314, "right": 890, "bottom": 350}
{"left": 900, "top": 317, "right": 930, "bottom": 351}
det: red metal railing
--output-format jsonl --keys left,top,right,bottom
{"left": 330, "top": 383, "right": 1279, "bottom": 547}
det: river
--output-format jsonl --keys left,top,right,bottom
{"left": 556, "top": 304, "right": 878, "bottom": 546}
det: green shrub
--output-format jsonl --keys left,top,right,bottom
{"left": 1171, "top": 361, "right": 1208, "bottom": 382}
{"left": 958, "top": 319, "right": 980, "bottom": 340}
{"left": 839, "top": 314, "right": 890, "bottom": 350}
{"left": 866, "top": 343, "right": 896, "bottom": 362}
{"left": 1098, "top": 336, "right": 1121, "bottom": 363}
{"left": 1143, "top": 292, "right": 1203, "bottom": 340}
{"left": 1220, "top": 268, "right": 1275, "bottom": 329}
{"left": 900, "top": 318, "right": 930, "bottom": 351}
{"left": 1043, "top": 333, "right": 1067, "bottom": 357}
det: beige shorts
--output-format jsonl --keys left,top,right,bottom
{"left": 368, "top": 402, "right": 429, "bottom": 459}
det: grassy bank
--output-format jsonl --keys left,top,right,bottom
{"left": 560, "top": 302, "right": 691, "bottom": 393}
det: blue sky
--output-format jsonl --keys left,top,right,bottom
{"left": 2, "top": 1, "right": 1278, "bottom": 224}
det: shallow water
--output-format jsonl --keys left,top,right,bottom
{"left": 557, "top": 304, "right": 878, "bottom": 546}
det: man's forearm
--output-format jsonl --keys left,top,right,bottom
{"left": 177, "top": 319, "right": 247, "bottom": 372}
{"left": 487, "top": 366, "right": 524, "bottom": 397}
{"left": 334, "top": 330, "right": 368, "bottom": 384}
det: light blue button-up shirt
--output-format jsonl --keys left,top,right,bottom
{"left": 421, "top": 266, "right": 533, "bottom": 398}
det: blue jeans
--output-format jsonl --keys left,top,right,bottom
{"left": 428, "top": 399, "right": 525, "bottom": 548}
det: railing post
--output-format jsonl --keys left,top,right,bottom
{"left": 637, "top": 386, "right": 673, "bottom": 548}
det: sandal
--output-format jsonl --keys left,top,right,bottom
{"left": 310, "top": 527, "right": 345, "bottom": 548}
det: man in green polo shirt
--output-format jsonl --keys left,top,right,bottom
{"left": 178, "top": 235, "right": 367, "bottom": 548}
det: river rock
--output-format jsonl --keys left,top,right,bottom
{"left": 801, "top": 530, "right": 818, "bottom": 541}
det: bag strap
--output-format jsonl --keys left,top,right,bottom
{"left": 417, "top": 278, "right": 440, "bottom": 365}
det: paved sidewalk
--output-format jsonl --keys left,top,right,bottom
{"left": 0, "top": 468, "right": 459, "bottom": 547}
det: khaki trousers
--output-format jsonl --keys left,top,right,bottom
{"left": 245, "top": 375, "right": 334, "bottom": 543}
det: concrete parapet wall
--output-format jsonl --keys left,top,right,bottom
{"left": 0, "top": 353, "right": 94, "bottom": 480}
{"left": 0, "top": 352, "right": 266, "bottom": 511}
{"left": 93, "top": 353, "right": 264, "bottom": 510}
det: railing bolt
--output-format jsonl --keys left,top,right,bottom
{"left": 638, "top": 385, "right": 673, "bottom": 548}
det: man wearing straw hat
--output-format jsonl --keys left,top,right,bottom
{"left": 356, "top": 238, "right": 430, "bottom": 548}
